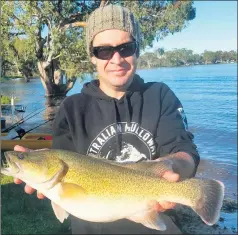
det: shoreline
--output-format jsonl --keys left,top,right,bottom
{"left": 137, "top": 61, "right": 237, "bottom": 70}
{"left": 1, "top": 62, "right": 237, "bottom": 82}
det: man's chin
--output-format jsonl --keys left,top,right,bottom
{"left": 112, "top": 78, "right": 133, "bottom": 89}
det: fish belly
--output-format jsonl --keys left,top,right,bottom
{"left": 26, "top": 181, "right": 148, "bottom": 223}
{"left": 58, "top": 196, "right": 148, "bottom": 223}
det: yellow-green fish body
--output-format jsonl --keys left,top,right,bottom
{"left": 1, "top": 150, "right": 225, "bottom": 231}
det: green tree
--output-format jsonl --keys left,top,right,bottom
{"left": 2, "top": 0, "right": 196, "bottom": 97}
{"left": 163, "top": 49, "right": 189, "bottom": 66}
{"left": 157, "top": 48, "right": 165, "bottom": 55}
{"left": 9, "top": 38, "right": 37, "bottom": 82}
{"left": 0, "top": 1, "right": 14, "bottom": 78}
{"left": 175, "top": 48, "right": 194, "bottom": 65}
{"left": 1, "top": 2, "right": 36, "bottom": 81}
{"left": 1, "top": 1, "right": 94, "bottom": 96}
{"left": 203, "top": 50, "right": 217, "bottom": 64}
{"left": 191, "top": 53, "right": 204, "bottom": 64}
{"left": 215, "top": 50, "right": 223, "bottom": 62}
{"left": 228, "top": 50, "right": 237, "bottom": 61}
{"left": 138, "top": 52, "right": 159, "bottom": 68}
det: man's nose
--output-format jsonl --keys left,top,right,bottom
{"left": 110, "top": 51, "right": 123, "bottom": 64}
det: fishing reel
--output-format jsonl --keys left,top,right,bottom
{"left": 14, "top": 126, "right": 26, "bottom": 139}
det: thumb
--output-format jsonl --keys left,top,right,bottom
{"left": 14, "top": 145, "right": 32, "bottom": 152}
{"left": 162, "top": 170, "right": 180, "bottom": 182}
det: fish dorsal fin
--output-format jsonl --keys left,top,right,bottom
{"left": 114, "top": 160, "right": 173, "bottom": 177}
{"left": 51, "top": 201, "right": 69, "bottom": 223}
{"left": 90, "top": 155, "right": 173, "bottom": 177}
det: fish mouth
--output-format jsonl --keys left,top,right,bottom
{"left": 1, "top": 153, "right": 20, "bottom": 175}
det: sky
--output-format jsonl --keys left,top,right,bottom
{"left": 146, "top": 0, "right": 237, "bottom": 54}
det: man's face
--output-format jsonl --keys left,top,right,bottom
{"left": 91, "top": 29, "right": 138, "bottom": 91}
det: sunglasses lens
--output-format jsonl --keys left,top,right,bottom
{"left": 92, "top": 42, "right": 137, "bottom": 60}
{"left": 93, "top": 47, "right": 113, "bottom": 60}
{"left": 119, "top": 42, "right": 137, "bottom": 58}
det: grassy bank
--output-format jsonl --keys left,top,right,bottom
{"left": 1, "top": 174, "right": 71, "bottom": 234}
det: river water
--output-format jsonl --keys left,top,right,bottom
{"left": 1, "top": 63, "right": 237, "bottom": 196}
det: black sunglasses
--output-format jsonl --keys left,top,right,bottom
{"left": 92, "top": 41, "right": 137, "bottom": 60}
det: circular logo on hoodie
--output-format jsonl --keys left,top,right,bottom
{"left": 87, "top": 122, "right": 156, "bottom": 162}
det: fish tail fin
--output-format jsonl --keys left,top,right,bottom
{"left": 191, "top": 179, "right": 225, "bottom": 225}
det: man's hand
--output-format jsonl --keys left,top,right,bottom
{"left": 154, "top": 169, "right": 180, "bottom": 212}
{"left": 13, "top": 145, "right": 46, "bottom": 200}
{"left": 153, "top": 151, "right": 196, "bottom": 212}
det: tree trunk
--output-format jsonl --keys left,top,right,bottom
{"left": 37, "top": 59, "right": 76, "bottom": 98}
{"left": 20, "top": 67, "right": 31, "bottom": 83}
{"left": 23, "top": 75, "right": 30, "bottom": 83}
{"left": 18, "top": 65, "right": 31, "bottom": 83}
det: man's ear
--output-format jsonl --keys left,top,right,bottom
{"left": 91, "top": 57, "right": 96, "bottom": 65}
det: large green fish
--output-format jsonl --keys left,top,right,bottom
{"left": 1, "top": 149, "right": 224, "bottom": 231}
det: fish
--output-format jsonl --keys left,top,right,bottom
{"left": 1, "top": 149, "right": 225, "bottom": 231}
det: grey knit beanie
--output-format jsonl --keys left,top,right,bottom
{"left": 85, "top": 4, "right": 141, "bottom": 57}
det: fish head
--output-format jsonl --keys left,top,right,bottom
{"left": 2, "top": 150, "right": 68, "bottom": 186}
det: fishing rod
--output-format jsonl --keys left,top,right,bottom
{"left": 2, "top": 108, "right": 43, "bottom": 133}
{"left": 2, "top": 107, "right": 46, "bottom": 133}
{"left": 11, "top": 118, "right": 54, "bottom": 140}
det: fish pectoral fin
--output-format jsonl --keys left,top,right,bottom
{"left": 51, "top": 183, "right": 86, "bottom": 223}
{"left": 58, "top": 182, "right": 87, "bottom": 200}
{"left": 51, "top": 201, "right": 69, "bottom": 223}
{"left": 127, "top": 210, "right": 166, "bottom": 231}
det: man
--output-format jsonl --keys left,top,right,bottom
{"left": 14, "top": 4, "right": 200, "bottom": 234}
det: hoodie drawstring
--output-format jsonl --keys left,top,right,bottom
{"left": 113, "top": 95, "right": 132, "bottom": 156}
{"left": 124, "top": 95, "right": 131, "bottom": 125}
{"left": 113, "top": 99, "right": 121, "bottom": 156}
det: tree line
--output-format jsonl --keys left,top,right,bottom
{"left": 137, "top": 48, "right": 237, "bottom": 68}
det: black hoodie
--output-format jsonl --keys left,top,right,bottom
{"left": 52, "top": 74, "right": 200, "bottom": 234}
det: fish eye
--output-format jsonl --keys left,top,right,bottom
{"left": 18, "top": 153, "right": 25, "bottom": 160}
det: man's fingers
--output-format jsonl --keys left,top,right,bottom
{"left": 154, "top": 203, "right": 166, "bottom": 212}
{"left": 13, "top": 155, "right": 45, "bottom": 200}
{"left": 159, "top": 201, "right": 176, "bottom": 210}
{"left": 37, "top": 191, "right": 45, "bottom": 200}
{"left": 154, "top": 201, "right": 177, "bottom": 212}
{"left": 15, "top": 180, "right": 45, "bottom": 199}
{"left": 14, "top": 178, "right": 23, "bottom": 184}
{"left": 14, "top": 145, "right": 48, "bottom": 152}
{"left": 14, "top": 145, "right": 31, "bottom": 152}
{"left": 163, "top": 170, "right": 180, "bottom": 182}
{"left": 24, "top": 185, "right": 36, "bottom": 194}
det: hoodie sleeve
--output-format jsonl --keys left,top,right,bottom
{"left": 155, "top": 84, "right": 200, "bottom": 169}
{"left": 51, "top": 102, "right": 77, "bottom": 152}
